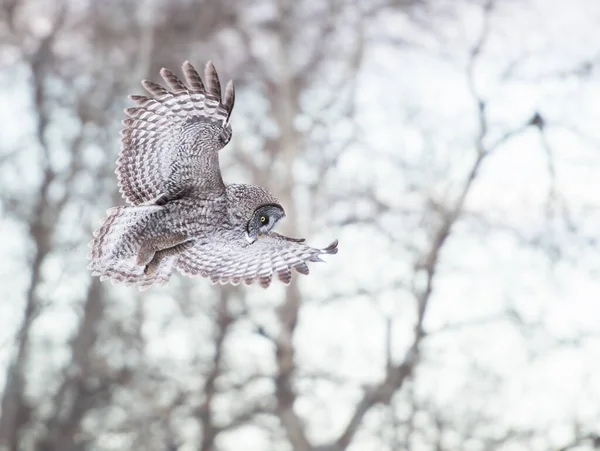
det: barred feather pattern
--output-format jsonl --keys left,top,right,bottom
{"left": 89, "top": 61, "right": 339, "bottom": 290}
{"left": 177, "top": 232, "right": 339, "bottom": 288}
{"left": 89, "top": 180, "right": 338, "bottom": 290}
{"left": 117, "top": 61, "right": 235, "bottom": 205}
{"left": 87, "top": 206, "right": 177, "bottom": 289}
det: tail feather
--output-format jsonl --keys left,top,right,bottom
{"left": 87, "top": 205, "right": 175, "bottom": 290}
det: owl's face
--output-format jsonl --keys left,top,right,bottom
{"left": 245, "top": 204, "right": 285, "bottom": 243}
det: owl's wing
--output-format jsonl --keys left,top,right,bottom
{"left": 176, "top": 232, "right": 338, "bottom": 288}
{"left": 117, "top": 61, "right": 235, "bottom": 205}
{"left": 87, "top": 205, "right": 176, "bottom": 290}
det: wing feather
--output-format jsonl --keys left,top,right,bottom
{"left": 204, "top": 61, "right": 221, "bottom": 99}
{"left": 223, "top": 80, "right": 235, "bottom": 119}
{"left": 87, "top": 205, "right": 175, "bottom": 290}
{"left": 159, "top": 68, "right": 186, "bottom": 92}
{"left": 182, "top": 60, "right": 206, "bottom": 94}
{"left": 141, "top": 79, "right": 169, "bottom": 96}
{"left": 294, "top": 262, "right": 310, "bottom": 275}
{"left": 176, "top": 233, "right": 338, "bottom": 288}
{"left": 116, "top": 61, "right": 235, "bottom": 205}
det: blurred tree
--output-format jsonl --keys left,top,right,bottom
{"left": 0, "top": 0, "right": 599, "bottom": 451}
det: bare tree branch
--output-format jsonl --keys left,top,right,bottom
{"left": 0, "top": 6, "right": 69, "bottom": 447}
{"left": 275, "top": 284, "right": 311, "bottom": 451}
{"left": 195, "top": 288, "right": 235, "bottom": 451}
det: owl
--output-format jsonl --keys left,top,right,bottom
{"left": 88, "top": 61, "right": 338, "bottom": 289}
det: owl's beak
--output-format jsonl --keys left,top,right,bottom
{"left": 244, "top": 232, "right": 256, "bottom": 244}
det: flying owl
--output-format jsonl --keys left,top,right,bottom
{"left": 88, "top": 61, "right": 338, "bottom": 289}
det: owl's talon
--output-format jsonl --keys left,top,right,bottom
{"left": 144, "top": 263, "right": 156, "bottom": 277}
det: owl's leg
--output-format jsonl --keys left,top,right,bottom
{"left": 136, "top": 243, "right": 157, "bottom": 267}
{"left": 136, "top": 233, "right": 188, "bottom": 267}
{"left": 143, "top": 239, "right": 195, "bottom": 276}
{"left": 137, "top": 233, "right": 193, "bottom": 276}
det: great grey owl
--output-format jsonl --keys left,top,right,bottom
{"left": 88, "top": 61, "right": 338, "bottom": 289}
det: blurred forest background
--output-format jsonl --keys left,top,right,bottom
{"left": 0, "top": 0, "right": 599, "bottom": 450}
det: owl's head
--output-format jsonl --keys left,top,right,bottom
{"left": 245, "top": 203, "right": 285, "bottom": 243}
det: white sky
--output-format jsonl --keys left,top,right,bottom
{"left": 0, "top": 0, "right": 599, "bottom": 449}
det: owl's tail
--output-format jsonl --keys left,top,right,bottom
{"left": 87, "top": 205, "right": 176, "bottom": 290}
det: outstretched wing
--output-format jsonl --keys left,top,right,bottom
{"left": 176, "top": 233, "right": 339, "bottom": 288}
{"left": 117, "top": 61, "right": 236, "bottom": 205}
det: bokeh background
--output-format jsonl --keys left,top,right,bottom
{"left": 1, "top": 0, "right": 599, "bottom": 450}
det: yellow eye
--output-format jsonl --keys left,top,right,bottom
{"left": 260, "top": 216, "right": 267, "bottom": 223}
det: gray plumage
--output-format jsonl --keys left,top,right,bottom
{"left": 88, "top": 61, "right": 338, "bottom": 290}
